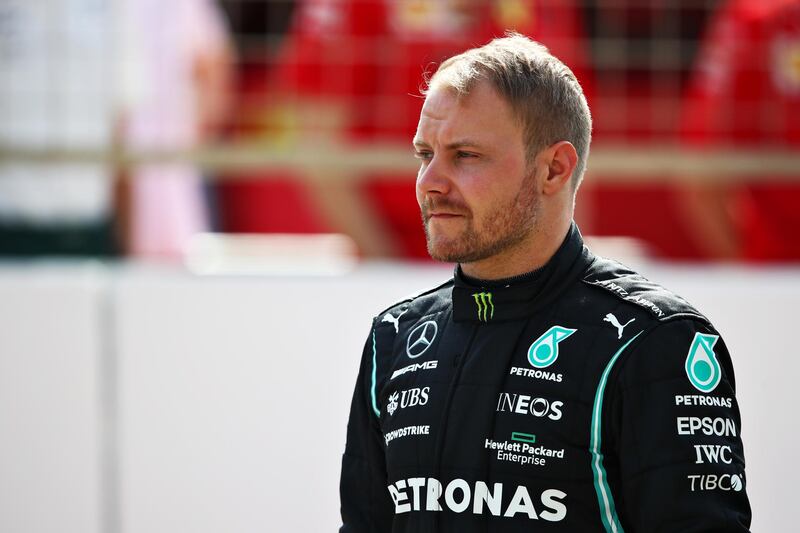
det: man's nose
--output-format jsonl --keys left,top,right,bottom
{"left": 416, "top": 155, "right": 451, "bottom": 197}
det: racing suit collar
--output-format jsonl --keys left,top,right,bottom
{"left": 452, "top": 221, "right": 593, "bottom": 323}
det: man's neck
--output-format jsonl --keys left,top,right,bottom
{"left": 459, "top": 218, "right": 571, "bottom": 281}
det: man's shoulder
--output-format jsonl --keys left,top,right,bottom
{"left": 374, "top": 278, "right": 454, "bottom": 323}
{"left": 581, "top": 255, "right": 709, "bottom": 325}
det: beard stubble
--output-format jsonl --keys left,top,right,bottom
{"left": 421, "top": 171, "right": 541, "bottom": 264}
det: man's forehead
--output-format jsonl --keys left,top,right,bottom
{"left": 415, "top": 81, "right": 520, "bottom": 146}
{"left": 419, "top": 84, "right": 461, "bottom": 119}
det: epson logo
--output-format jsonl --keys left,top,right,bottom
{"left": 496, "top": 393, "right": 563, "bottom": 421}
{"left": 387, "top": 477, "right": 567, "bottom": 521}
{"left": 391, "top": 361, "right": 438, "bottom": 380}
{"left": 676, "top": 416, "right": 737, "bottom": 437}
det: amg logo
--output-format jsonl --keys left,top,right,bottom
{"left": 391, "top": 361, "right": 438, "bottom": 380}
{"left": 387, "top": 477, "right": 567, "bottom": 521}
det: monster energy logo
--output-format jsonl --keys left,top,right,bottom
{"left": 472, "top": 292, "right": 495, "bottom": 321}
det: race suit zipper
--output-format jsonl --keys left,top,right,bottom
{"left": 430, "top": 323, "right": 480, "bottom": 532}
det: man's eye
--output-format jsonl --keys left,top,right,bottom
{"left": 414, "top": 151, "right": 433, "bottom": 161}
{"left": 456, "top": 151, "right": 477, "bottom": 159}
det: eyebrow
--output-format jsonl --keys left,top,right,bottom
{"left": 412, "top": 139, "right": 485, "bottom": 150}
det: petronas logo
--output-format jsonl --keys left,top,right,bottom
{"left": 472, "top": 292, "right": 494, "bottom": 322}
{"left": 686, "top": 333, "right": 722, "bottom": 393}
{"left": 527, "top": 326, "right": 577, "bottom": 368}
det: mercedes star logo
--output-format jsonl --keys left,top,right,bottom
{"left": 406, "top": 320, "right": 438, "bottom": 359}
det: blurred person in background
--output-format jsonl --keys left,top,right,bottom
{"left": 0, "top": 0, "right": 117, "bottom": 256}
{"left": 0, "top": 0, "right": 234, "bottom": 260}
{"left": 579, "top": 0, "right": 718, "bottom": 259}
{"left": 118, "top": 0, "right": 235, "bottom": 260}
{"left": 217, "top": 0, "right": 590, "bottom": 258}
{"left": 678, "top": 0, "right": 800, "bottom": 261}
{"left": 340, "top": 35, "right": 750, "bottom": 532}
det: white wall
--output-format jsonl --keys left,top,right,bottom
{"left": 0, "top": 262, "right": 795, "bottom": 532}
{"left": 0, "top": 266, "right": 105, "bottom": 533}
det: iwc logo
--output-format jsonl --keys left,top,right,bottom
{"left": 406, "top": 320, "right": 438, "bottom": 359}
{"left": 685, "top": 333, "right": 721, "bottom": 393}
{"left": 527, "top": 326, "right": 577, "bottom": 369}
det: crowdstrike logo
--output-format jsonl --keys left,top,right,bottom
{"left": 387, "top": 477, "right": 567, "bottom": 521}
{"left": 384, "top": 425, "right": 430, "bottom": 446}
{"left": 406, "top": 320, "right": 438, "bottom": 359}
{"left": 472, "top": 292, "right": 494, "bottom": 322}
{"left": 527, "top": 326, "right": 577, "bottom": 369}
{"left": 685, "top": 333, "right": 722, "bottom": 393}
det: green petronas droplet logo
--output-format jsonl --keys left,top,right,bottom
{"left": 686, "top": 333, "right": 721, "bottom": 393}
{"left": 527, "top": 326, "right": 577, "bottom": 368}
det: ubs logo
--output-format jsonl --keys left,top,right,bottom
{"left": 387, "top": 387, "right": 430, "bottom": 416}
{"left": 406, "top": 320, "right": 438, "bottom": 359}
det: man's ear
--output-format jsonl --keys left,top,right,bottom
{"left": 542, "top": 141, "right": 578, "bottom": 196}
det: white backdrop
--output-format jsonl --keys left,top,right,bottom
{"left": 0, "top": 262, "right": 796, "bottom": 532}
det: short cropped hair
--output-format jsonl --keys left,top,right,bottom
{"left": 426, "top": 33, "right": 592, "bottom": 188}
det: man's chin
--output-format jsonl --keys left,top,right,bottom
{"left": 426, "top": 238, "right": 460, "bottom": 263}
{"left": 426, "top": 237, "right": 477, "bottom": 263}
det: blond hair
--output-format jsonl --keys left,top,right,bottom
{"left": 426, "top": 33, "right": 592, "bottom": 188}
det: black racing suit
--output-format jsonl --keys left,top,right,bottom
{"left": 340, "top": 223, "right": 751, "bottom": 532}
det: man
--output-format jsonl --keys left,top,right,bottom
{"left": 340, "top": 35, "right": 751, "bottom": 532}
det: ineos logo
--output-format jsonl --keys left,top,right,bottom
{"left": 406, "top": 320, "right": 438, "bottom": 359}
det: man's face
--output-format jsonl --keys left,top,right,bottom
{"left": 414, "top": 80, "right": 542, "bottom": 264}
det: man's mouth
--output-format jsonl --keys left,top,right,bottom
{"left": 422, "top": 199, "right": 469, "bottom": 222}
{"left": 428, "top": 212, "right": 463, "bottom": 219}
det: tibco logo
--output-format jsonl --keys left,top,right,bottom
{"left": 387, "top": 477, "right": 567, "bottom": 521}
{"left": 497, "top": 393, "right": 563, "bottom": 421}
{"left": 688, "top": 473, "right": 744, "bottom": 492}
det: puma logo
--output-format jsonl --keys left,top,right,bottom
{"left": 381, "top": 309, "right": 408, "bottom": 333}
{"left": 604, "top": 313, "right": 635, "bottom": 339}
